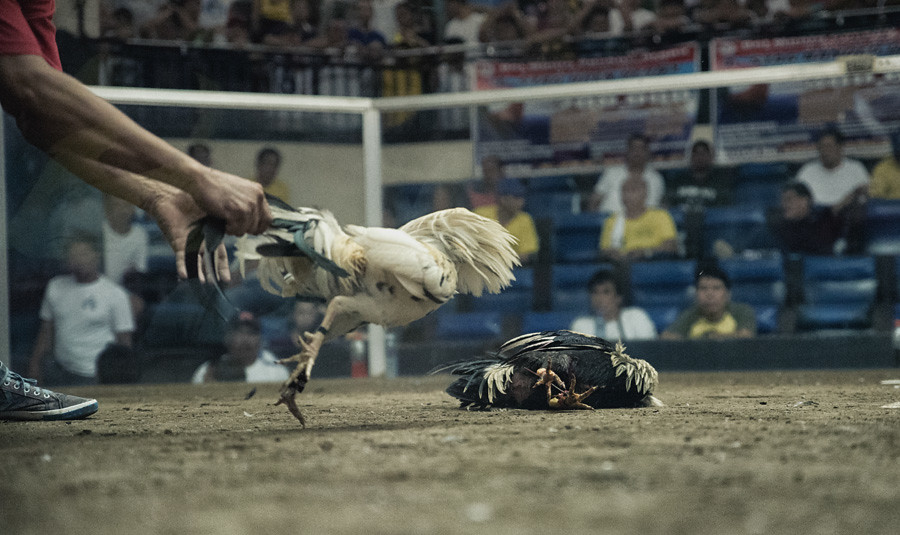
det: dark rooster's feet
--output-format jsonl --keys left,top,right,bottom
{"left": 531, "top": 365, "right": 598, "bottom": 410}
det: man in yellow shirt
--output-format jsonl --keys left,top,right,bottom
{"left": 599, "top": 177, "right": 677, "bottom": 261}
{"left": 661, "top": 265, "right": 757, "bottom": 340}
{"left": 870, "top": 132, "right": 900, "bottom": 200}
{"left": 474, "top": 179, "right": 539, "bottom": 264}
{"left": 254, "top": 147, "right": 291, "bottom": 204}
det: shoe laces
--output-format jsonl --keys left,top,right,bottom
{"left": 2, "top": 369, "right": 52, "bottom": 398}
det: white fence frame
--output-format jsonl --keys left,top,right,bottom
{"left": 2, "top": 54, "right": 900, "bottom": 371}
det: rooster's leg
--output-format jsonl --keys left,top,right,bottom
{"left": 556, "top": 376, "right": 598, "bottom": 410}
{"left": 275, "top": 298, "right": 346, "bottom": 425}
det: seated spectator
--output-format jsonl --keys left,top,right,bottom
{"left": 661, "top": 264, "right": 756, "bottom": 340}
{"left": 570, "top": 269, "right": 658, "bottom": 341}
{"left": 443, "top": 0, "right": 486, "bottom": 45}
{"left": 347, "top": 0, "right": 387, "bottom": 59}
{"left": 870, "top": 131, "right": 900, "bottom": 200}
{"left": 479, "top": 2, "right": 534, "bottom": 43}
{"left": 187, "top": 142, "right": 212, "bottom": 166}
{"left": 529, "top": 0, "right": 579, "bottom": 48}
{"left": 28, "top": 233, "right": 135, "bottom": 386}
{"left": 599, "top": 177, "right": 678, "bottom": 261}
{"left": 796, "top": 127, "right": 869, "bottom": 253}
{"left": 253, "top": 146, "right": 292, "bottom": 204}
{"left": 102, "top": 194, "right": 149, "bottom": 286}
{"left": 391, "top": 0, "right": 432, "bottom": 48}
{"left": 590, "top": 133, "right": 665, "bottom": 213}
{"left": 651, "top": 0, "right": 692, "bottom": 35}
{"left": 139, "top": 0, "right": 201, "bottom": 41}
{"left": 192, "top": 311, "right": 290, "bottom": 383}
{"left": 571, "top": 0, "right": 613, "bottom": 34}
{"left": 101, "top": 6, "right": 137, "bottom": 40}
{"left": 664, "top": 139, "right": 734, "bottom": 211}
{"left": 767, "top": 181, "right": 840, "bottom": 255}
{"left": 609, "top": 0, "right": 657, "bottom": 35}
{"left": 251, "top": 0, "right": 294, "bottom": 43}
{"left": 221, "top": 1, "right": 253, "bottom": 46}
{"left": 692, "top": 0, "right": 753, "bottom": 29}
{"left": 467, "top": 154, "right": 505, "bottom": 208}
{"left": 306, "top": 14, "right": 351, "bottom": 50}
{"left": 474, "top": 179, "right": 540, "bottom": 264}
{"left": 258, "top": 0, "right": 318, "bottom": 46}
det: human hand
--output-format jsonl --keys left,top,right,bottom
{"left": 145, "top": 186, "right": 231, "bottom": 282}
{"left": 189, "top": 169, "right": 272, "bottom": 237}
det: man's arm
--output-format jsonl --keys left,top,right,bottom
{"left": 0, "top": 55, "right": 271, "bottom": 238}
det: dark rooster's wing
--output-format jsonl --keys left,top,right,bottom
{"left": 436, "top": 330, "right": 662, "bottom": 410}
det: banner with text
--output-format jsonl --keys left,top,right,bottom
{"left": 712, "top": 29, "right": 900, "bottom": 163}
{"left": 473, "top": 44, "right": 701, "bottom": 174}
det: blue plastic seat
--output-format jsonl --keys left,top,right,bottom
{"left": 865, "top": 200, "right": 900, "bottom": 255}
{"left": 703, "top": 206, "right": 777, "bottom": 255}
{"left": 629, "top": 260, "right": 696, "bottom": 307}
{"left": 798, "top": 255, "right": 876, "bottom": 331}
{"left": 734, "top": 181, "right": 783, "bottom": 209}
{"left": 737, "top": 162, "right": 790, "bottom": 181}
{"left": 435, "top": 311, "right": 503, "bottom": 340}
{"left": 526, "top": 192, "right": 577, "bottom": 221}
{"left": 552, "top": 212, "right": 608, "bottom": 263}
{"left": 796, "top": 303, "right": 871, "bottom": 331}
{"left": 753, "top": 304, "right": 779, "bottom": 334}
{"left": 642, "top": 304, "right": 681, "bottom": 333}
{"left": 470, "top": 267, "right": 535, "bottom": 313}
{"left": 720, "top": 255, "right": 785, "bottom": 306}
{"left": 521, "top": 311, "right": 579, "bottom": 334}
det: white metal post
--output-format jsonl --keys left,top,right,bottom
{"left": 362, "top": 107, "right": 386, "bottom": 377}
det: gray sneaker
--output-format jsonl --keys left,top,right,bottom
{"left": 0, "top": 363, "right": 98, "bottom": 421}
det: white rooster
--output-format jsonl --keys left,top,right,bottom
{"left": 231, "top": 196, "right": 520, "bottom": 425}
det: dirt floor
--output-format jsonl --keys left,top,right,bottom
{"left": 2, "top": 369, "right": 899, "bottom": 535}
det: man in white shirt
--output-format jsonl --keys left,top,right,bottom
{"left": 102, "top": 194, "right": 149, "bottom": 285}
{"left": 591, "top": 133, "right": 665, "bottom": 213}
{"left": 28, "top": 233, "right": 135, "bottom": 386}
{"left": 570, "top": 269, "right": 657, "bottom": 341}
{"left": 444, "top": 0, "right": 486, "bottom": 45}
{"left": 796, "top": 128, "right": 870, "bottom": 252}
{"left": 192, "top": 311, "right": 289, "bottom": 384}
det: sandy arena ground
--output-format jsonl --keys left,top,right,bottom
{"left": 2, "top": 369, "right": 899, "bottom": 535}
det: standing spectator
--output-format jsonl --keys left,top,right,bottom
{"left": 258, "top": 0, "right": 318, "bottom": 45}
{"left": 664, "top": 139, "right": 734, "bottom": 211}
{"left": 599, "top": 177, "right": 678, "bottom": 261}
{"left": 254, "top": 146, "right": 292, "bottom": 204}
{"left": 572, "top": 0, "right": 613, "bottom": 34}
{"left": 443, "top": 0, "right": 486, "bottom": 45}
{"left": 474, "top": 179, "right": 540, "bottom": 264}
{"left": 692, "top": 0, "right": 753, "bottom": 29}
{"left": 651, "top": 0, "right": 692, "bottom": 34}
{"left": 570, "top": 269, "right": 658, "bottom": 341}
{"left": 347, "top": 0, "right": 388, "bottom": 59}
{"left": 28, "top": 233, "right": 135, "bottom": 386}
{"left": 391, "top": 1, "right": 431, "bottom": 48}
{"left": 767, "top": 181, "right": 840, "bottom": 255}
{"left": 251, "top": 0, "right": 294, "bottom": 43}
{"left": 467, "top": 154, "right": 505, "bottom": 208}
{"left": 795, "top": 128, "right": 869, "bottom": 252}
{"left": 479, "top": 1, "right": 533, "bottom": 43}
{"left": 661, "top": 264, "right": 756, "bottom": 340}
{"left": 192, "top": 311, "right": 290, "bottom": 383}
{"left": 102, "top": 194, "right": 150, "bottom": 285}
{"left": 590, "top": 133, "right": 665, "bottom": 213}
{"left": 870, "top": 131, "right": 900, "bottom": 200}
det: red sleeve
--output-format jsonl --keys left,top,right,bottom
{"left": 0, "top": 0, "right": 61, "bottom": 70}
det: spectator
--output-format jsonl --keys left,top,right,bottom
{"left": 590, "top": 133, "right": 665, "bottom": 213}
{"left": 479, "top": 2, "right": 533, "bottom": 43}
{"left": 661, "top": 264, "right": 756, "bottom": 340}
{"left": 254, "top": 146, "right": 292, "bottom": 204}
{"left": 870, "top": 131, "right": 900, "bottom": 200}
{"left": 570, "top": 269, "right": 658, "bottom": 341}
{"left": 391, "top": 0, "right": 431, "bottom": 48}
{"left": 139, "top": 0, "right": 201, "bottom": 41}
{"left": 609, "top": 0, "right": 657, "bottom": 35}
{"left": 220, "top": 0, "right": 253, "bottom": 45}
{"left": 767, "top": 181, "right": 840, "bottom": 255}
{"left": 474, "top": 179, "right": 540, "bottom": 264}
{"left": 306, "top": 13, "right": 351, "bottom": 50}
{"left": 572, "top": 0, "right": 613, "bottom": 34}
{"left": 259, "top": 0, "right": 318, "bottom": 46}
{"left": 795, "top": 128, "right": 869, "bottom": 253}
{"left": 187, "top": 142, "right": 212, "bottom": 166}
{"left": 652, "top": 0, "right": 692, "bottom": 34}
{"left": 467, "top": 154, "right": 505, "bottom": 208}
{"left": 28, "top": 233, "right": 135, "bottom": 386}
{"left": 664, "top": 139, "right": 734, "bottom": 211}
{"left": 347, "top": 0, "right": 388, "bottom": 59}
{"left": 192, "top": 310, "right": 290, "bottom": 383}
{"left": 529, "top": 0, "right": 579, "bottom": 47}
{"left": 692, "top": 0, "right": 753, "bottom": 29}
{"left": 101, "top": 6, "right": 137, "bottom": 40}
{"left": 599, "top": 177, "right": 678, "bottom": 261}
{"left": 444, "top": 0, "right": 486, "bottom": 45}
{"left": 251, "top": 0, "right": 294, "bottom": 43}
{"left": 102, "top": 194, "right": 150, "bottom": 286}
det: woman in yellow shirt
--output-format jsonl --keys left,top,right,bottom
{"left": 473, "top": 179, "right": 539, "bottom": 264}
